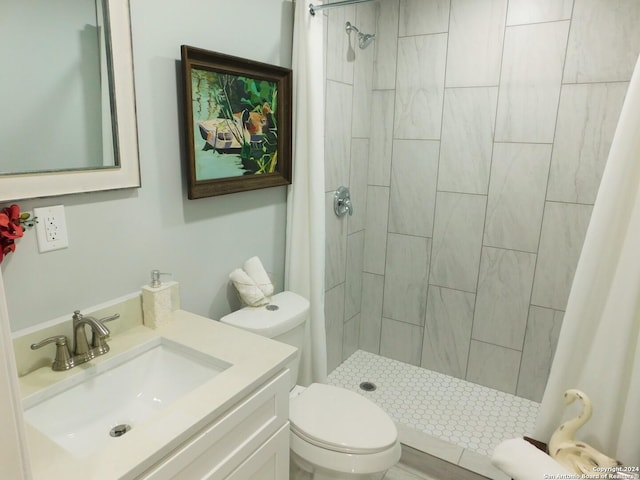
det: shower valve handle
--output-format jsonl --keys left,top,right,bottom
{"left": 334, "top": 186, "right": 353, "bottom": 217}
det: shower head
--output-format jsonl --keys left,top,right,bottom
{"left": 345, "top": 21, "right": 376, "bottom": 50}
{"left": 358, "top": 33, "right": 375, "bottom": 49}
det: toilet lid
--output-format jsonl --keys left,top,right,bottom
{"left": 289, "top": 383, "right": 398, "bottom": 454}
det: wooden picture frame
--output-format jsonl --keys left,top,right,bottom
{"left": 180, "top": 45, "right": 292, "bottom": 198}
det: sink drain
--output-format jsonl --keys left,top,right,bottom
{"left": 359, "top": 381, "right": 377, "bottom": 392}
{"left": 110, "top": 424, "right": 132, "bottom": 438}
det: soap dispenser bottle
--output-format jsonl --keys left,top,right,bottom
{"left": 141, "top": 269, "right": 180, "bottom": 329}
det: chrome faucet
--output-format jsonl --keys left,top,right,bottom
{"left": 31, "top": 310, "right": 120, "bottom": 371}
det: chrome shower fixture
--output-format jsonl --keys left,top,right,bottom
{"left": 345, "top": 21, "right": 376, "bottom": 49}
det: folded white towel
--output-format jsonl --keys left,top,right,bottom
{"left": 492, "top": 438, "right": 576, "bottom": 480}
{"left": 229, "top": 268, "right": 268, "bottom": 307}
{"left": 243, "top": 256, "right": 274, "bottom": 297}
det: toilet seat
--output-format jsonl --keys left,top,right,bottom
{"left": 290, "top": 431, "right": 402, "bottom": 476}
{"left": 289, "top": 383, "right": 398, "bottom": 454}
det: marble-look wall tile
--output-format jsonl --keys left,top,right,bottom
{"left": 484, "top": 143, "right": 551, "bottom": 252}
{"left": 325, "top": 283, "right": 346, "bottom": 373}
{"left": 348, "top": 139, "right": 370, "bottom": 234}
{"left": 345, "top": 231, "right": 365, "bottom": 320}
{"left": 373, "top": 0, "right": 399, "bottom": 90}
{"left": 531, "top": 202, "right": 593, "bottom": 311}
{"left": 438, "top": 87, "right": 499, "bottom": 194}
{"left": 359, "top": 273, "right": 384, "bottom": 353}
{"left": 446, "top": 0, "right": 508, "bottom": 87}
{"left": 380, "top": 317, "right": 424, "bottom": 366}
{"left": 495, "top": 21, "right": 570, "bottom": 143}
{"left": 564, "top": 0, "right": 640, "bottom": 83}
{"left": 356, "top": 2, "right": 378, "bottom": 37}
{"left": 517, "top": 306, "right": 563, "bottom": 402}
{"left": 506, "top": 0, "right": 573, "bottom": 25}
{"left": 421, "top": 286, "right": 475, "bottom": 379}
{"left": 325, "top": 192, "right": 348, "bottom": 290}
{"left": 389, "top": 140, "right": 439, "bottom": 237}
{"left": 325, "top": 0, "right": 639, "bottom": 404}
{"left": 399, "top": 0, "right": 450, "bottom": 37}
{"left": 430, "top": 192, "right": 486, "bottom": 292}
{"left": 394, "top": 34, "right": 447, "bottom": 140}
{"left": 343, "top": 313, "right": 361, "bottom": 361}
{"left": 325, "top": 80, "right": 353, "bottom": 191}
{"left": 363, "top": 186, "right": 390, "bottom": 274}
{"left": 466, "top": 340, "right": 521, "bottom": 394}
{"left": 472, "top": 247, "right": 536, "bottom": 350}
{"left": 326, "top": 6, "right": 356, "bottom": 84}
{"left": 368, "top": 90, "right": 395, "bottom": 186}
{"left": 351, "top": 3, "right": 376, "bottom": 139}
{"left": 382, "top": 234, "right": 431, "bottom": 326}
{"left": 547, "top": 83, "right": 628, "bottom": 204}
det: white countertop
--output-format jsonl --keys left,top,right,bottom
{"left": 19, "top": 310, "right": 297, "bottom": 480}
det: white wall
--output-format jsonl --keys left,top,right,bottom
{"left": 2, "top": 0, "right": 294, "bottom": 332}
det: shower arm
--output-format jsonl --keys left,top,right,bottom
{"left": 345, "top": 21, "right": 360, "bottom": 34}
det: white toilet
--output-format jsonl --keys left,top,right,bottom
{"left": 220, "top": 291, "right": 401, "bottom": 480}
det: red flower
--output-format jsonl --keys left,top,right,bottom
{"left": 0, "top": 204, "right": 25, "bottom": 264}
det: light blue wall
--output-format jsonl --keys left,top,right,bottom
{"left": 3, "top": 0, "right": 294, "bottom": 331}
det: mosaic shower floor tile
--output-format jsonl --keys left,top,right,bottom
{"left": 327, "top": 350, "right": 539, "bottom": 457}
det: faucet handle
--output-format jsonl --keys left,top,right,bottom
{"left": 98, "top": 313, "right": 120, "bottom": 324}
{"left": 333, "top": 186, "right": 354, "bottom": 217}
{"left": 30, "top": 335, "right": 74, "bottom": 371}
{"left": 91, "top": 312, "right": 119, "bottom": 354}
{"left": 73, "top": 310, "right": 119, "bottom": 326}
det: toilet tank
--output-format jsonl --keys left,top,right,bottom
{"left": 219, "top": 291, "right": 309, "bottom": 388}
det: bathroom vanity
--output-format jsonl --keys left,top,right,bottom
{"left": 16, "top": 304, "right": 297, "bottom": 479}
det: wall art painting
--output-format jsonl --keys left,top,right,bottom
{"left": 181, "top": 45, "right": 292, "bottom": 198}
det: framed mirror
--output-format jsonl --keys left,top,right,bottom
{"left": 0, "top": 0, "right": 140, "bottom": 202}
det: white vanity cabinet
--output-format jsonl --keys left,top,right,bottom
{"left": 19, "top": 309, "right": 298, "bottom": 480}
{"left": 138, "top": 369, "right": 290, "bottom": 480}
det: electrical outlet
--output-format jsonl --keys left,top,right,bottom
{"left": 33, "top": 205, "right": 69, "bottom": 253}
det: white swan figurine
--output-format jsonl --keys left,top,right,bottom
{"left": 549, "top": 389, "right": 619, "bottom": 474}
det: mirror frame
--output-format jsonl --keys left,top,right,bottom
{"left": 0, "top": 0, "right": 140, "bottom": 202}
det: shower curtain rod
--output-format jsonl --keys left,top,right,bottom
{"left": 309, "top": 0, "right": 373, "bottom": 16}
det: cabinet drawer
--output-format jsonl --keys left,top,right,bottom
{"left": 139, "top": 369, "right": 289, "bottom": 480}
{"left": 226, "top": 424, "right": 290, "bottom": 480}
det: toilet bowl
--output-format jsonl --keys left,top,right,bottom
{"left": 289, "top": 383, "right": 401, "bottom": 479}
{"left": 220, "top": 291, "right": 401, "bottom": 480}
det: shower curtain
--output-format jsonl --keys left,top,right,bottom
{"left": 284, "top": 0, "right": 327, "bottom": 385}
{"left": 534, "top": 55, "right": 640, "bottom": 465}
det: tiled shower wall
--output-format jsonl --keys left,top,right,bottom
{"left": 323, "top": 2, "right": 377, "bottom": 375}
{"left": 323, "top": 0, "right": 640, "bottom": 402}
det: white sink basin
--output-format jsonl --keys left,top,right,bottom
{"left": 23, "top": 338, "right": 231, "bottom": 457}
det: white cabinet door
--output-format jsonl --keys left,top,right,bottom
{"left": 138, "top": 370, "right": 289, "bottom": 480}
{"left": 226, "top": 424, "right": 290, "bottom": 480}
